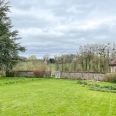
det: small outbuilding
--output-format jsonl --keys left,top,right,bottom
{"left": 109, "top": 59, "right": 116, "bottom": 73}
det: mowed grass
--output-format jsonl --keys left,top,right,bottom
{"left": 0, "top": 77, "right": 116, "bottom": 116}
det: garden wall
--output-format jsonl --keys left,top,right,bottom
{"left": 6, "top": 71, "right": 51, "bottom": 78}
{"left": 60, "top": 72, "right": 106, "bottom": 81}
{"left": 15, "top": 71, "right": 34, "bottom": 77}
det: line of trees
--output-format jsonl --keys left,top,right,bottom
{"left": 54, "top": 43, "right": 116, "bottom": 73}
{"left": 12, "top": 43, "right": 116, "bottom": 73}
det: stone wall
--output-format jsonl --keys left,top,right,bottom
{"left": 60, "top": 72, "right": 106, "bottom": 81}
{"left": 6, "top": 71, "right": 51, "bottom": 78}
{"left": 15, "top": 71, "right": 34, "bottom": 77}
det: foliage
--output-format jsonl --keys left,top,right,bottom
{"left": 77, "top": 80, "right": 116, "bottom": 93}
{"left": 77, "top": 44, "right": 111, "bottom": 72}
{"left": 13, "top": 55, "right": 50, "bottom": 71}
{"left": 54, "top": 43, "right": 116, "bottom": 73}
{"left": 33, "top": 70, "right": 51, "bottom": 78}
{"left": 89, "top": 84, "right": 116, "bottom": 93}
{"left": 5, "top": 71, "right": 15, "bottom": 77}
{"left": 0, "top": 0, "right": 25, "bottom": 72}
{"left": 106, "top": 73, "right": 116, "bottom": 82}
{"left": 33, "top": 70, "right": 45, "bottom": 78}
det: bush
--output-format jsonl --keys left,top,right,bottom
{"left": 83, "top": 81, "right": 88, "bottom": 85}
{"left": 77, "top": 80, "right": 87, "bottom": 85}
{"left": 103, "top": 85, "right": 116, "bottom": 90}
{"left": 77, "top": 80, "right": 116, "bottom": 93}
{"left": 6, "top": 71, "right": 15, "bottom": 77}
{"left": 89, "top": 84, "right": 98, "bottom": 91}
{"left": 33, "top": 70, "right": 51, "bottom": 78}
{"left": 33, "top": 70, "right": 45, "bottom": 78}
{"left": 106, "top": 73, "right": 116, "bottom": 82}
{"left": 77, "top": 80, "right": 83, "bottom": 84}
{"left": 45, "top": 71, "right": 51, "bottom": 78}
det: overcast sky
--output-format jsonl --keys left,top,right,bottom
{"left": 9, "top": 0, "right": 116, "bottom": 58}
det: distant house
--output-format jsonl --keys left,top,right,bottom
{"left": 109, "top": 59, "right": 116, "bottom": 73}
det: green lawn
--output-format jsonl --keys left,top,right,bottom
{"left": 0, "top": 77, "right": 116, "bottom": 116}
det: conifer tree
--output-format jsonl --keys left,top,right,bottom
{"left": 0, "top": 0, "right": 25, "bottom": 73}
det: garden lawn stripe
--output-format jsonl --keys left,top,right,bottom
{"left": 0, "top": 78, "right": 116, "bottom": 116}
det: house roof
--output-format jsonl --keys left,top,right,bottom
{"left": 109, "top": 59, "right": 116, "bottom": 66}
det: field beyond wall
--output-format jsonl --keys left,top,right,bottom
{"left": 0, "top": 77, "right": 116, "bottom": 116}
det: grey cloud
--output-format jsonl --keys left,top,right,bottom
{"left": 9, "top": 0, "right": 116, "bottom": 58}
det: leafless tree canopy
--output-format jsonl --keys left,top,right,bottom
{"left": 54, "top": 43, "right": 116, "bottom": 73}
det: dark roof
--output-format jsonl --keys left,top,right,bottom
{"left": 109, "top": 59, "right": 116, "bottom": 66}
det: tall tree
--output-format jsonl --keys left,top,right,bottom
{"left": 0, "top": 0, "right": 25, "bottom": 73}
